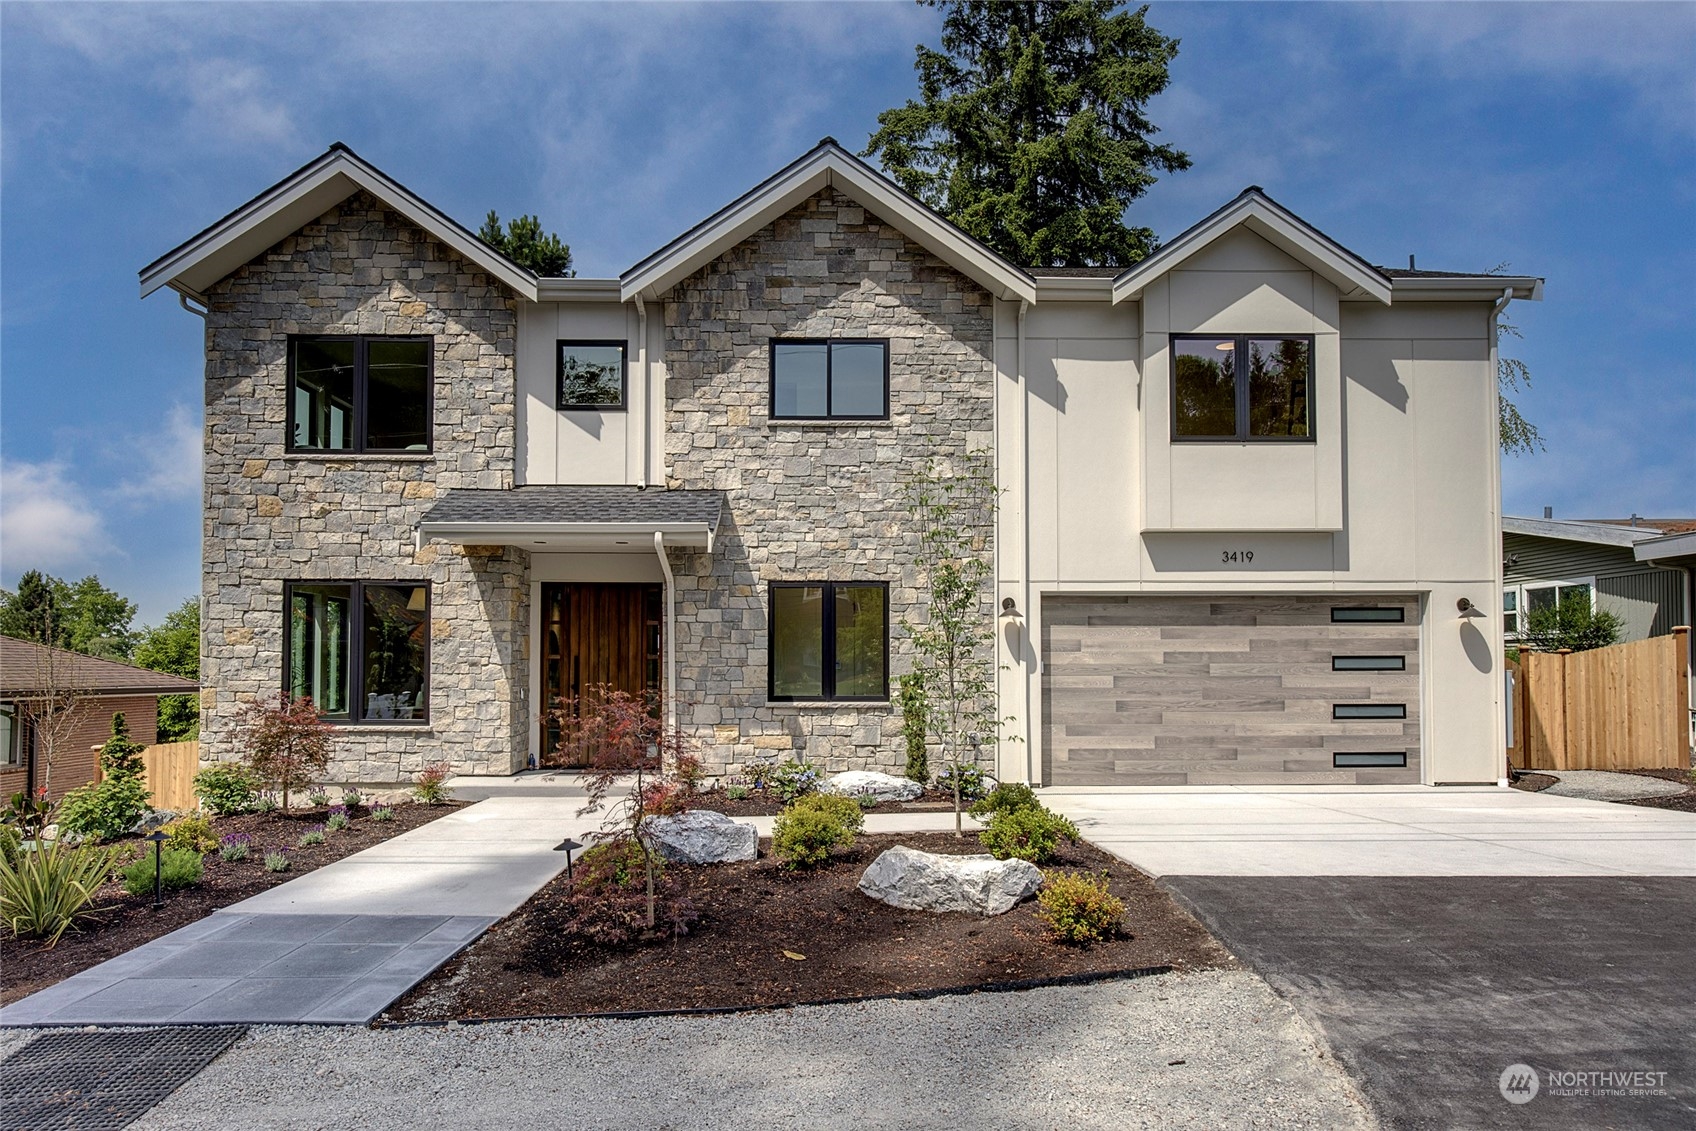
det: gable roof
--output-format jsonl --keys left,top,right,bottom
{"left": 0, "top": 636, "right": 200, "bottom": 698}
{"left": 139, "top": 144, "right": 541, "bottom": 303}
{"left": 620, "top": 139, "right": 1038, "bottom": 305}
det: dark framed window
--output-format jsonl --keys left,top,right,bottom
{"left": 1332, "top": 655, "right": 1406, "bottom": 672}
{"left": 285, "top": 581, "right": 430, "bottom": 723}
{"left": 1333, "top": 752, "right": 1408, "bottom": 768}
{"left": 557, "top": 340, "right": 628, "bottom": 410}
{"left": 1172, "top": 334, "right": 1312, "bottom": 441}
{"left": 1332, "top": 607, "right": 1405, "bottom": 623}
{"left": 1332, "top": 703, "right": 1408, "bottom": 720}
{"left": 0, "top": 705, "right": 22, "bottom": 768}
{"left": 288, "top": 336, "right": 432, "bottom": 453}
{"left": 770, "top": 339, "right": 889, "bottom": 420}
{"left": 768, "top": 582, "right": 888, "bottom": 701}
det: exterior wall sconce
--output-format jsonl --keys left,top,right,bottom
{"left": 1000, "top": 597, "right": 1022, "bottom": 620}
{"left": 1457, "top": 597, "right": 1484, "bottom": 619}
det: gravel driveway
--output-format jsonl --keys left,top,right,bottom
{"left": 130, "top": 971, "right": 1373, "bottom": 1130}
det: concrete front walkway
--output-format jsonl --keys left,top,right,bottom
{"left": 1042, "top": 784, "right": 1696, "bottom": 877}
{"left": 0, "top": 789, "right": 602, "bottom": 1027}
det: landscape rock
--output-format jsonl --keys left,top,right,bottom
{"left": 858, "top": 845, "right": 1043, "bottom": 916}
{"left": 131, "top": 811, "right": 180, "bottom": 835}
{"left": 644, "top": 810, "right": 758, "bottom": 865}
{"left": 821, "top": 771, "right": 923, "bottom": 804}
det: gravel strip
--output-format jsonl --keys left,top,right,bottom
{"left": 1540, "top": 770, "right": 1688, "bottom": 801}
{"left": 126, "top": 970, "right": 1373, "bottom": 1130}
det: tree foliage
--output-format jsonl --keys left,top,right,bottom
{"left": 133, "top": 597, "right": 200, "bottom": 742}
{"left": 866, "top": 0, "right": 1189, "bottom": 267}
{"left": 237, "top": 693, "right": 336, "bottom": 812}
{"left": 477, "top": 211, "right": 575, "bottom": 277}
{"left": 1496, "top": 318, "right": 1544, "bottom": 457}
{"left": 0, "top": 571, "right": 138, "bottom": 659}
{"left": 1519, "top": 591, "right": 1624, "bottom": 654}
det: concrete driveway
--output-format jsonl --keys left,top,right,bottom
{"left": 1044, "top": 786, "right": 1696, "bottom": 1130}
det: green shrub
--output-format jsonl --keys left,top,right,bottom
{"left": 163, "top": 816, "right": 218, "bottom": 855}
{"left": 305, "top": 788, "right": 331, "bottom": 808}
{"left": 0, "top": 839, "right": 121, "bottom": 944}
{"left": 341, "top": 789, "right": 363, "bottom": 809}
{"left": 0, "top": 826, "right": 21, "bottom": 869}
{"left": 725, "top": 783, "right": 751, "bottom": 801}
{"left": 56, "top": 777, "right": 151, "bottom": 843}
{"left": 768, "top": 759, "right": 820, "bottom": 802}
{"left": 218, "top": 834, "right": 251, "bottom": 862}
{"left": 969, "top": 782, "right": 1041, "bottom": 819}
{"left": 370, "top": 805, "right": 395, "bottom": 822}
{"left": 264, "top": 850, "right": 290, "bottom": 873}
{"left": 120, "top": 847, "right": 204, "bottom": 896}
{"left": 1036, "top": 871, "right": 1125, "bottom": 944}
{"left": 979, "top": 806, "right": 1079, "bottom": 864}
{"left": 250, "top": 794, "right": 278, "bottom": 814}
{"left": 193, "top": 764, "right": 259, "bottom": 816}
{"left": 898, "top": 673, "right": 928, "bottom": 783}
{"left": 578, "top": 838, "right": 661, "bottom": 889}
{"left": 934, "top": 764, "right": 989, "bottom": 802}
{"left": 297, "top": 826, "right": 326, "bottom": 847}
{"left": 772, "top": 806, "right": 853, "bottom": 870}
{"left": 787, "top": 792, "right": 866, "bottom": 834}
{"left": 413, "top": 762, "right": 454, "bottom": 805}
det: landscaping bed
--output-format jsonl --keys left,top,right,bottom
{"left": 385, "top": 829, "right": 1234, "bottom": 1023}
{"left": 1617, "top": 767, "right": 1696, "bottom": 813}
{"left": 704, "top": 788, "right": 959, "bottom": 818}
{"left": 1509, "top": 772, "right": 1557, "bottom": 792}
{"left": 0, "top": 800, "right": 465, "bottom": 1006}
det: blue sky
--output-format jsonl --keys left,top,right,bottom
{"left": 2, "top": 1, "right": 1693, "bottom": 625}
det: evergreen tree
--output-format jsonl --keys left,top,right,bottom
{"left": 0, "top": 572, "right": 139, "bottom": 658}
{"left": 866, "top": 0, "right": 1190, "bottom": 267}
{"left": 0, "top": 570, "right": 64, "bottom": 645}
{"left": 477, "top": 211, "right": 575, "bottom": 277}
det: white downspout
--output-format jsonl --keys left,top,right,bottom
{"left": 1490, "top": 287, "right": 1513, "bottom": 786}
{"left": 1017, "top": 299, "right": 1032, "bottom": 785}
{"left": 654, "top": 531, "right": 677, "bottom": 735}
{"left": 635, "top": 296, "right": 650, "bottom": 489}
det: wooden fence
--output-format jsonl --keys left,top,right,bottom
{"left": 1508, "top": 628, "right": 1691, "bottom": 772}
{"left": 139, "top": 740, "right": 200, "bottom": 810}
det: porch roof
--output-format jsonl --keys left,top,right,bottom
{"left": 417, "top": 486, "right": 725, "bottom": 551}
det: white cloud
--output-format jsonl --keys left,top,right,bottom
{"left": 178, "top": 58, "right": 301, "bottom": 150}
{"left": 0, "top": 460, "right": 111, "bottom": 573}
{"left": 113, "top": 404, "right": 202, "bottom": 503}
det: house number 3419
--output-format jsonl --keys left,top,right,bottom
{"left": 1221, "top": 549, "right": 1255, "bottom": 564}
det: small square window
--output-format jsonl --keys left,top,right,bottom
{"left": 557, "top": 341, "right": 627, "bottom": 409}
{"left": 288, "top": 336, "right": 432, "bottom": 453}
{"left": 770, "top": 340, "right": 888, "bottom": 420}
{"left": 1173, "top": 334, "right": 1312, "bottom": 442}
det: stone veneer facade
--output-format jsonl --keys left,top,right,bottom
{"left": 663, "top": 188, "right": 995, "bottom": 775}
{"left": 201, "top": 191, "right": 529, "bottom": 783}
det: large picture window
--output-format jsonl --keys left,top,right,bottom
{"left": 1172, "top": 334, "right": 1312, "bottom": 441}
{"left": 770, "top": 340, "right": 888, "bottom": 420}
{"left": 768, "top": 582, "right": 888, "bottom": 701}
{"left": 557, "top": 341, "right": 627, "bottom": 409}
{"left": 288, "top": 336, "right": 432, "bottom": 453}
{"left": 286, "top": 582, "right": 430, "bottom": 722}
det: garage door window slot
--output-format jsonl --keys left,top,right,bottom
{"left": 1332, "top": 655, "right": 1405, "bottom": 671}
{"left": 1332, "top": 703, "right": 1408, "bottom": 720}
{"left": 1333, "top": 752, "right": 1407, "bottom": 768}
{"left": 1331, "top": 607, "right": 1405, "bottom": 623}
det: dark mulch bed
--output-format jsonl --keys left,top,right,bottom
{"left": 1, "top": 801, "right": 466, "bottom": 1006}
{"left": 703, "top": 788, "right": 961, "bottom": 818}
{"left": 1509, "top": 772, "right": 1558, "bottom": 792}
{"left": 1616, "top": 767, "right": 1696, "bottom": 813}
{"left": 386, "top": 831, "right": 1235, "bottom": 1023}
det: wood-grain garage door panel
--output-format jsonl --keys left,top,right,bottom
{"left": 1042, "top": 595, "right": 1421, "bottom": 786}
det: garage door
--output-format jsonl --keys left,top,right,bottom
{"left": 1043, "top": 595, "right": 1421, "bottom": 785}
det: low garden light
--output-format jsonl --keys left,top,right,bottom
{"left": 146, "top": 829, "right": 169, "bottom": 910}
{"left": 553, "top": 836, "right": 582, "bottom": 885}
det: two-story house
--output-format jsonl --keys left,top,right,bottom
{"left": 141, "top": 140, "right": 1539, "bottom": 789}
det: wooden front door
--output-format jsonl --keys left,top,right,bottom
{"left": 541, "top": 582, "right": 662, "bottom": 767}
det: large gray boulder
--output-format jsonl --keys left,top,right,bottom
{"left": 821, "top": 770, "right": 923, "bottom": 803}
{"left": 643, "top": 810, "right": 757, "bottom": 865}
{"left": 858, "top": 845, "right": 1043, "bottom": 916}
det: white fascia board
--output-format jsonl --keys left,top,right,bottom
{"left": 620, "top": 143, "right": 1037, "bottom": 305}
{"left": 1385, "top": 276, "right": 1543, "bottom": 302}
{"left": 418, "top": 520, "right": 714, "bottom": 547}
{"left": 140, "top": 148, "right": 540, "bottom": 302}
{"left": 535, "top": 278, "right": 623, "bottom": 302}
{"left": 1111, "top": 193, "right": 1393, "bottom": 306}
{"left": 1503, "top": 516, "right": 1658, "bottom": 547}
{"left": 1634, "top": 530, "right": 1696, "bottom": 562}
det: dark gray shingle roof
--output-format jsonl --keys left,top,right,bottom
{"left": 421, "top": 486, "right": 725, "bottom": 527}
{"left": 1, "top": 636, "right": 200, "bottom": 697}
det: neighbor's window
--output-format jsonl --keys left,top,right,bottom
{"left": 0, "top": 705, "right": 20, "bottom": 768}
{"left": 1503, "top": 590, "right": 1518, "bottom": 635}
{"left": 770, "top": 340, "right": 888, "bottom": 420}
{"left": 288, "top": 336, "right": 432, "bottom": 453}
{"left": 1172, "top": 334, "right": 1312, "bottom": 441}
{"left": 286, "top": 581, "right": 430, "bottom": 722}
{"left": 769, "top": 582, "right": 888, "bottom": 701}
{"left": 1524, "top": 582, "right": 1592, "bottom": 618}
{"left": 557, "top": 341, "right": 627, "bottom": 409}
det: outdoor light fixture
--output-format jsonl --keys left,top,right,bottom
{"left": 553, "top": 836, "right": 583, "bottom": 885}
{"left": 146, "top": 829, "right": 169, "bottom": 910}
{"left": 1000, "top": 597, "right": 1022, "bottom": 619}
{"left": 1456, "top": 597, "right": 1484, "bottom": 620}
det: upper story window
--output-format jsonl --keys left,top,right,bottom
{"left": 288, "top": 336, "right": 432, "bottom": 453}
{"left": 1172, "top": 334, "right": 1312, "bottom": 442}
{"left": 770, "top": 339, "right": 888, "bottom": 420}
{"left": 286, "top": 581, "right": 430, "bottom": 723}
{"left": 557, "top": 341, "right": 627, "bottom": 410}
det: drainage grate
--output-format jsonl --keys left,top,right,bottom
{"left": 0, "top": 1026, "right": 245, "bottom": 1131}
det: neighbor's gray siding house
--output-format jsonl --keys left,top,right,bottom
{"left": 141, "top": 141, "right": 1540, "bottom": 789}
{"left": 1502, "top": 516, "right": 1695, "bottom": 643}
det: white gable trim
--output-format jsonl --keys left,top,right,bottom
{"left": 139, "top": 145, "right": 540, "bottom": 302}
{"left": 620, "top": 140, "right": 1037, "bottom": 305}
{"left": 1111, "top": 189, "right": 1393, "bottom": 306}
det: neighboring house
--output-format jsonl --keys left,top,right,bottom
{"left": 0, "top": 636, "right": 200, "bottom": 802}
{"left": 140, "top": 140, "right": 1540, "bottom": 788}
{"left": 1502, "top": 516, "right": 1696, "bottom": 643}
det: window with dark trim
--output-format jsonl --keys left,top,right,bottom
{"left": 1331, "top": 607, "right": 1405, "bottom": 623}
{"left": 768, "top": 582, "right": 888, "bottom": 701}
{"left": 0, "top": 705, "right": 21, "bottom": 768}
{"left": 1332, "top": 703, "right": 1408, "bottom": 720}
{"left": 1172, "top": 334, "right": 1313, "bottom": 441}
{"left": 557, "top": 340, "right": 628, "bottom": 410}
{"left": 1333, "top": 752, "right": 1408, "bottom": 768}
{"left": 287, "top": 336, "right": 433, "bottom": 453}
{"left": 770, "top": 340, "right": 889, "bottom": 420}
{"left": 285, "top": 581, "right": 431, "bottom": 723}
